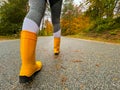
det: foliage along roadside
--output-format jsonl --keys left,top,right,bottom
{"left": 0, "top": 0, "right": 120, "bottom": 44}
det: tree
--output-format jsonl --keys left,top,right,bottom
{"left": 39, "top": 19, "right": 53, "bottom": 36}
{"left": 61, "top": 0, "right": 90, "bottom": 35}
{"left": 0, "top": 0, "right": 28, "bottom": 35}
{"left": 85, "top": 0, "right": 119, "bottom": 19}
{"left": 62, "top": 0, "right": 74, "bottom": 17}
{"left": 114, "top": 0, "right": 120, "bottom": 17}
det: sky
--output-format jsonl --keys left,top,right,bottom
{"left": 74, "top": 0, "right": 83, "bottom": 5}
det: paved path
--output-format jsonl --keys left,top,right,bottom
{"left": 0, "top": 37, "right": 120, "bottom": 90}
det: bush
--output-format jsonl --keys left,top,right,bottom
{"left": 0, "top": 0, "right": 27, "bottom": 36}
{"left": 61, "top": 15, "right": 90, "bottom": 36}
{"left": 0, "top": 20, "right": 21, "bottom": 35}
{"left": 88, "top": 17, "right": 120, "bottom": 33}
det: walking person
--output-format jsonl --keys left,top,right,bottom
{"left": 19, "top": 0, "right": 62, "bottom": 83}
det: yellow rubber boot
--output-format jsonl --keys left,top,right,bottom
{"left": 54, "top": 37, "right": 60, "bottom": 55}
{"left": 19, "top": 31, "right": 42, "bottom": 83}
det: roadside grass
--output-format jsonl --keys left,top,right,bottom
{"left": 0, "top": 29, "right": 120, "bottom": 44}
{"left": 67, "top": 29, "right": 120, "bottom": 44}
{"left": 67, "top": 34, "right": 120, "bottom": 44}
{"left": 0, "top": 34, "right": 20, "bottom": 41}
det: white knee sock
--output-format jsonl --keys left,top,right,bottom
{"left": 54, "top": 29, "right": 61, "bottom": 38}
{"left": 22, "top": 18, "right": 39, "bottom": 34}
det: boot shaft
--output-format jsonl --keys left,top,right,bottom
{"left": 20, "top": 31, "right": 37, "bottom": 65}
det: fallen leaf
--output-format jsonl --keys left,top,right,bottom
{"left": 71, "top": 60, "right": 83, "bottom": 63}
{"left": 56, "top": 64, "right": 62, "bottom": 70}
{"left": 73, "top": 50, "right": 80, "bottom": 52}
{"left": 80, "top": 84, "right": 85, "bottom": 89}
{"left": 96, "top": 64, "right": 100, "bottom": 67}
{"left": 112, "top": 77, "right": 118, "bottom": 81}
{"left": 64, "top": 87, "right": 69, "bottom": 90}
{"left": 61, "top": 66, "right": 66, "bottom": 70}
{"left": 61, "top": 76, "right": 67, "bottom": 85}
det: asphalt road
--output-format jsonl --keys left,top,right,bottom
{"left": 0, "top": 37, "right": 120, "bottom": 90}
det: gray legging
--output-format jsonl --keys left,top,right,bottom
{"left": 25, "top": 0, "right": 62, "bottom": 34}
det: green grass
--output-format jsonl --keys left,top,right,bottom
{"left": 67, "top": 29, "right": 120, "bottom": 44}
{"left": 0, "top": 35, "right": 20, "bottom": 41}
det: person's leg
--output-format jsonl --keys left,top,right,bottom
{"left": 22, "top": 0, "right": 46, "bottom": 33}
{"left": 19, "top": 0, "right": 46, "bottom": 83}
{"left": 49, "top": 0, "right": 62, "bottom": 55}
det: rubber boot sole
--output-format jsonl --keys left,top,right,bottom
{"left": 54, "top": 52, "right": 60, "bottom": 55}
{"left": 19, "top": 70, "right": 41, "bottom": 83}
{"left": 54, "top": 53, "right": 59, "bottom": 55}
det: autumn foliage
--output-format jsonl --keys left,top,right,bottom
{"left": 39, "top": 20, "right": 53, "bottom": 36}
{"left": 44, "top": 20, "right": 53, "bottom": 35}
{"left": 61, "top": 14, "right": 90, "bottom": 36}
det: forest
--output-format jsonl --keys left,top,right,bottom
{"left": 0, "top": 0, "right": 120, "bottom": 42}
